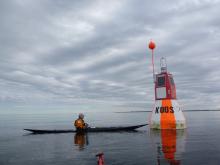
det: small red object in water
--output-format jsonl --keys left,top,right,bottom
{"left": 96, "top": 152, "right": 104, "bottom": 165}
{"left": 149, "top": 40, "right": 156, "bottom": 50}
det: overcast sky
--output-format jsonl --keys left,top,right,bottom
{"left": 0, "top": 0, "right": 220, "bottom": 112}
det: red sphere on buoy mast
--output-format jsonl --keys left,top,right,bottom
{"left": 148, "top": 40, "right": 156, "bottom": 81}
{"left": 149, "top": 40, "right": 156, "bottom": 50}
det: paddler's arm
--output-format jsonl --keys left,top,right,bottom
{"left": 82, "top": 119, "right": 89, "bottom": 129}
{"left": 84, "top": 123, "right": 89, "bottom": 128}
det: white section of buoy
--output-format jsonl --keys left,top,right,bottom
{"left": 149, "top": 99, "right": 186, "bottom": 129}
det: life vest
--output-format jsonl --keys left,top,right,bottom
{"left": 74, "top": 118, "right": 86, "bottom": 129}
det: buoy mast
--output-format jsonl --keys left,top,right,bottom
{"left": 148, "top": 40, "right": 156, "bottom": 82}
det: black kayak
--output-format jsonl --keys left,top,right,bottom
{"left": 24, "top": 124, "right": 147, "bottom": 134}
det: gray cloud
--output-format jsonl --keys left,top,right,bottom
{"left": 0, "top": 0, "right": 220, "bottom": 111}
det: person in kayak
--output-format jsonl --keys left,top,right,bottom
{"left": 74, "top": 113, "right": 88, "bottom": 131}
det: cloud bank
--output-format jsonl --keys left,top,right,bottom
{"left": 0, "top": 0, "right": 220, "bottom": 111}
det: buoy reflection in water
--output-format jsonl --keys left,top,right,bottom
{"left": 150, "top": 129, "right": 186, "bottom": 165}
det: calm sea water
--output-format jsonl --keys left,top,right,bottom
{"left": 0, "top": 110, "right": 220, "bottom": 165}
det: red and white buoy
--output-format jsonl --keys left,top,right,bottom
{"left": 148, "top": 40, "right": 186, "bottom": 129}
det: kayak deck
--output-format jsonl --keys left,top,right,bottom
{"left": 24, "top": 124, "right": 148, "bottom": 134}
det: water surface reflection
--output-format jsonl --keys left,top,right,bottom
{"left": 74, "top": 132, "right": 89, "bottom": 150}
{"left": 151, "top": 129, "right": 186, "bottom": 165}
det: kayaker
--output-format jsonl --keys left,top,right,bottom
{"left": 74, "top": 113, "right": 88, "bottom": 131}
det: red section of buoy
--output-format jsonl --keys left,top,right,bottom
{"left": 149, "top": 40, "right": 156, "bottom": 50}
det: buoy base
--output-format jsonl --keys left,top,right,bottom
{"left": 150, "top": 122, "right": 186, "bottom": 130}
{"left": 149, "top": 99, "right": 186, "bottom": 129}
